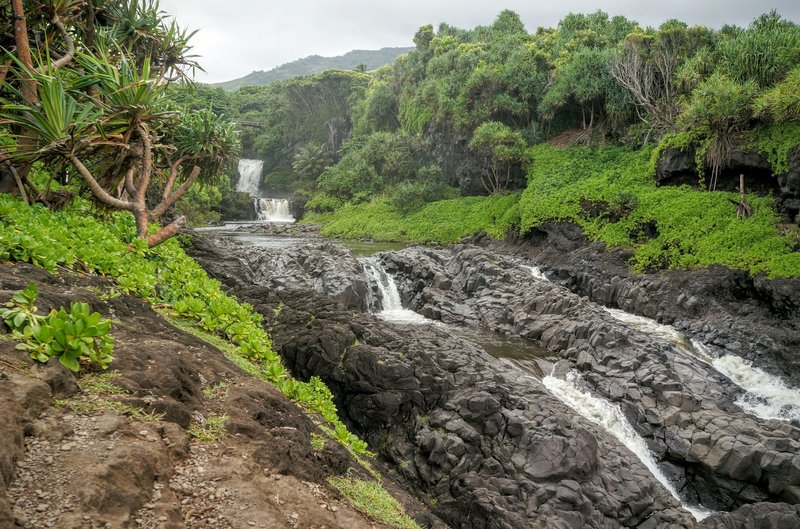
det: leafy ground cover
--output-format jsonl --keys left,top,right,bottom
{"left": 305, "top": 143, "right": 800, "bottom": 278}
{"left": 0, "top": 195, "right": 369, "bottom": 453}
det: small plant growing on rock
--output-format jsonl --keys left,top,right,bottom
{"left": 188, "top": 413, "right": 228, "bottom": 442}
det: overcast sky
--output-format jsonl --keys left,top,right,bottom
{"left": 158, "top": 0, "right": 800, "bottom": 84}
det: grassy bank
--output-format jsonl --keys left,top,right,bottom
{"left": 304, "top": 144, "right": 800, "bottom": 278}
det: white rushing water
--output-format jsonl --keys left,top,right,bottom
{"left": 543, "top": 371, "right": 712, "bottom": 521}
{"left": 235, "top": 159, "right": 295, "bottom": 222}
{"left": 361, "top": 258, "right": 434, "bottom": 325}
{"left": 522, "top": 264, "right": 549, "bottom": 281}
{"left": 602, "top": 307, "right": 713, "bottom": 364}
{"left": 236, "top": 159, "right": 263, "bottom": 195}
{"left": 710, "top": 354, "right": 800, "bottom": 422}
{"left": 255, "top": 198, "right": 295, "bottom": 222}
{"left": 604, "top": 306, "right": 800, "bottom": 422}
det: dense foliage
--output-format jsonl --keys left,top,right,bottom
{"left": 0, "top": 0, "right": 241, "bottom": 245}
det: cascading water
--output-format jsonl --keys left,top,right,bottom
{"left": 543, "top": 370, "right": 712, "bottom": 521}
{"left": 522, "top": 264, "right": 549, "bottom": 281}
{"left": 254, "top": 198, "right": 294, "bottom": 223}
{"left": 604, "top": 307, "right": 800, "bottom": 422}
{"left": 361, "top": 258, "right": 434, "bottom": 325}
{"left": 236, "top": 159, "right": 263, "bottom": 195}
{"left": 236, "top": 159, "right": 295, "bottom": 223}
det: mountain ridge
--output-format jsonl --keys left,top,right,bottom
{"left": 214, "top": 46, "right": 413, "bottom": 91}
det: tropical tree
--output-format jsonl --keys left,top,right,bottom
{"left": 0, "top": 0, "right": 238, "bottom": 247}
{"left": 468, "top": 121, "right": 527, "bottom": 193}
{"left": 292, "top": 143, "right": 334, "bottom": 180}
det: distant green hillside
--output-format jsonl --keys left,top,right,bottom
{"left": 214, "top": 47, "right": 413, "bottom": 91}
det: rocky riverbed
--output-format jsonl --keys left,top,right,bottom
{"left": 187, "top": 232, "right": 800, "bottom": 528}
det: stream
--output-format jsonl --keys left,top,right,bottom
{"left": 198, "top": 229, "right": 800, "bottom": 527}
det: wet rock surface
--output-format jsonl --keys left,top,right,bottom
{"left": 380, "top": 243, "right": 800, "bottom": 511}
{"left": 475, "top": 223, "right": 800, "bottom": 387}
{"left": 241, "top": 240, "right": 370, "bottom": 311}
{"left": 188, "top": 235, "right": 694, "bottom": 528}
{"left": 189, "top": 233, "right": 800, "bottom": 527}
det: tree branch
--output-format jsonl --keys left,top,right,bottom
{"left": 68, "top": 154, "right": 134, "bottom": 211}
{"left": 48, "top": 14, "right": 75, "bottom": 70}
{"left": 145, "top": 216, "right": 186, "bottom": 247}
{"left": 162, "top": 156, "right": 187, "bottom": 199}
{"left": 151, "top": 165, "right": 200, "bottom": 219}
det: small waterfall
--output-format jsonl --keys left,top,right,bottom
{"left": 361, "top": 258, "right": 433, "bottom": 325}
{"left": 255, "top": 198, "right": 295, "bottom": 223}
{"left": 522, "top": 264, "right": 549, "bottom": 281}
{"left": 710, "top": 353, "right": 800, "bottom": 422}
{"left": 543, "top": 370, "right": 712, "bottom": 521}
{"left": 236, "top": 159, "right": 263, "bottom": 195}
{"left": 605, "top": 307, "right": 800, "bottom": 422}
{"left": 235, "top": 159, "right": 295, "bottom": 223}
{"left": 602, "top": 307, "right": 712, "bottom": 363}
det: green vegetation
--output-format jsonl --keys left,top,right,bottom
{"left": 188, "top": 413, "right": 229, "bottom": 442}
{"left": 54, "top": 372, "right": 165, "bottom": 422}
{"left": 1, "top": 1, "right": 241, "bottom": 246}
{"left": 328, "top": 472, "right": 421, "bottom": 529}
{"left": 0, "top": 195, "right": 370, "bottom": 454}
{"left": 309, "top": 193, "right": 520, "bottom": 243}
{"left": 1, "top": 283, "right": 114, "bottom": 372}
{"left": 519, "top": 145, "right": 799, "bottom": 277}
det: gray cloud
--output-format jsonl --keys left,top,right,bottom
{"left": 158, "top": 0, "right": 800, "bottom": 83}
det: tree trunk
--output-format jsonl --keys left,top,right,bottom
{"left": 11, "top": 0, "right": 37, "bottom": 104}
{"left": 736, "top": 174, "right": 752, "bottom": 219}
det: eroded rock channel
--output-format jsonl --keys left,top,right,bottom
{"left": 188, "top": 231, "right": 800, "bottom": 529}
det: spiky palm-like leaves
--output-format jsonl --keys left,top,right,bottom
{"left": 292, "top": 143, "right": 333, "bottom": 180}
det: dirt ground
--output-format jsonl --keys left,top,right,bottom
{"left": 0, "top": 262, "right": 406, "bottom": 529}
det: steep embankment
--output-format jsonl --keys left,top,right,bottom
{"left": 0, "top": 197, "right": 431, "bottom": 529}
{"left": 0, "top": 263, "right": 417, "bottom": 529}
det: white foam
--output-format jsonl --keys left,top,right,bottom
{"left": 712, "top": 355, "right": 800, "bottom": 422}
{"left": 543, "top": 371, "right": 712, "bottom": 521}
{"left": 361, "top": 258, "right": 436, "bottom": 325}
{"left": 522, "top": 264, "right": 549, "bottom": 282}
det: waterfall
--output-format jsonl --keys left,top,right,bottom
{"left": 236, "top": 159, "right": 263, "bottom": 195}
{"left": 522, "top": 264, "right": 549, "bottom": 281}
{"left": 235, "top": 159, "right": 295, "bottom": 223}
{"left": 543, "top": 370, "right": 712, "bottom": 521}
{"left": 602, "top": 307, "right": 712, "bottom": 363}
{"left": 605, "top": 307, "right": 800, "bottom": 422}
{"left": 255, "top": 198, "right": 295, "bottom": 223}
{"left": 710, "top": 353, "right": 800, "bottom": 422}
{"left": 361, "top": 258, "right": 433, "bottom": 325}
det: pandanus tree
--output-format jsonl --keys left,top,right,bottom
{"left": 1, "top": 0, "right": 237, "bottom": 247}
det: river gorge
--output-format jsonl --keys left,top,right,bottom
{"left": 184, "top": 223, "right": 800, "bottom": 529}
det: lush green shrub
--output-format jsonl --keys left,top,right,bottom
{"left": 314, "top": 193, "right": 520, "bottom": 243}
{"left": 1, "top": 283, "right": 114, "bottom": 373}
{"left": 519, "top": 144, "right": 800, "bottom": 277}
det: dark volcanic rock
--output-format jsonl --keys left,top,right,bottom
{"left": 187, "top": 235, "right": 694, "bottom": 529}
{"left": 654, "top": 144, "right": 800, "bottom": 220}
{"left": 486, "top": 222, "right": 800, "bottom": 387}
{"left": 425, "top": 121, "right": 527, "bottom": 196}
{"left": 380, "top": 243, "right": 800, "bottom": 511}
{"left": 243, "top": 241, "right": 370, "bottom": 311}
{"left": 656, "top": 146, "right": 698, "bottom": 187}
{"left": 698, "top": 502, "right": 800, "bottom": 528}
